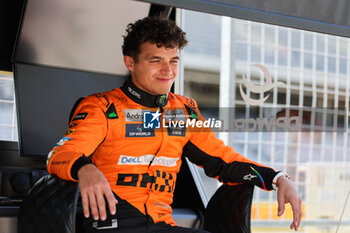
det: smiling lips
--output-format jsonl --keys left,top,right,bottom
{"left": 156, "top": 77, "right": 173, "bottom": 82}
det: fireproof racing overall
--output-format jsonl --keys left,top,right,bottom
{"left": 47, "top": 78, "right": 279, "bottom": 232}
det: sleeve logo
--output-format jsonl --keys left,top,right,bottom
{"left": 72, "top": 113, "right": 88, "bottom": 121}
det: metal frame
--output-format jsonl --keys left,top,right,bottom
{"left": 139, "top": 0, "right": 350, "bottom": 38}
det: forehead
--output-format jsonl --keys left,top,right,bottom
{"left": 139, "top": 42, "right": 179, "bottom": 57}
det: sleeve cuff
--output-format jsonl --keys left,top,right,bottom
{"left": 70, "top": 155, "right": 94, "bottom": 180}
{"left": 272, "top": 171, "right": 290, "bottom": 190}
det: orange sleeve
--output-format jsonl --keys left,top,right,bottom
{"left": 46, "top": 95, "right": 108, "bottom": 181}
{"left": 183, "top": 99, "right": 278, "bottom": 190}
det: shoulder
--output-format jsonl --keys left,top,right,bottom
{"left": 84, "top": 88, "right": 126, "bottom": 108}
{"left": 168, "top": 93, "right": 198, "bottom": 109}
{"left": 72, "top": 89, "right": 116, "bottom": 113}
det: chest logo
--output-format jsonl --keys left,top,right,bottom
{"left": 118, "top": 155, "right": 179, "bottom": 167}
{"left": 125, "top": 124, "right": 155, "bottom": 137}
{"left": 124, "top": 109, "right": 144, "bottom": 122}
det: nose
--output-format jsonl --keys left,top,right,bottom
{"left": 160, "top": 62, "right": 172, "bottom": 75}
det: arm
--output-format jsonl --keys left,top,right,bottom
{"left": 47, "top": 95, "right": 117, "bottom": 221}
{"left": 183, "top": 99, "right": 302, "bottom": 230}
{"left": 183, "top": 101, "right": 278, "bottom": 190}
{"left": 183, "top": 134, "right": 278, "bottom": 190}
{"left": 185, "top": 130, "right": 302, "bottom": 230}
{"left": 47, "top": 95, "right": 107, "bottom": 180}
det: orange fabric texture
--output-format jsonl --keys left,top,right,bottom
{"left": 47, "top": 87, "right": 277, "bottom": 226}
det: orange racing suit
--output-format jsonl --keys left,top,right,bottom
{"left": 47, "top": 78, "right": 279, "bottom": 227}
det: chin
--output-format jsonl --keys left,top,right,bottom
{"left": 156, "top": 90, "right": 169, "bottom": 95}
{"left": 154, "top": 88, "right": 170, "bottom": 95}
{"left": 156, "top": 86, "right": 172, "bottom": 94}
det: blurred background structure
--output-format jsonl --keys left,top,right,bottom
{"left": 180, "top": 10, "right": 350, "bottom": 233}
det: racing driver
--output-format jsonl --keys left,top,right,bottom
{"left": 47, "top": 16, "right": 302, "bottom": 233}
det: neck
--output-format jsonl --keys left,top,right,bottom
{"left": 121, "top": 78, "right": 168, "bottom": 108}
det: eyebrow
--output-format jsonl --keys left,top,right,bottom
{"left": 147, "top": 56, "right": 180, "bottom": 60}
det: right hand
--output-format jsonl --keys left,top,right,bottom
{"left": 276, "top": 176, "right": 302, "bottom": 231}
{"left": 77, "top": 164, "right": 118, "bottom": 221}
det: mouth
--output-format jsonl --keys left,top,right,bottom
{"left": 156, "top": 77, "right": 173, "bottom": 81}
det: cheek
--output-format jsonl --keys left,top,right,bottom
{"left": 136, "top": 66, "right": 154, "bottom": 78}
{"left": 171, "top": 65, "right": 179, "bottom": 75}
{"left": 144, "top": 66, "right": 157, "bottom": 74}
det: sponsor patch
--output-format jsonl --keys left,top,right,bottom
{"left": 128, "top": 86, "right": 141, "bottom": 99}
{"left": 51, "top": 160, "right": 70, "bottom": 165}
{"left": 72, "top": 113, "right": 87, "bottom": 121}
{"left": 167, "top": 127, "right": 186, "bottom": 137}
{"left": 125, "top": 124, "right": 155, "bottom": 137}
{"left": 64, "top": 129, "right": 75, "bottom": 136}
{"left": 243, "top": 173, "right": 257, "bottom": 181}
{"left": 117, "top": 170, "right": 175, "bottom": 192}
{"left": 124, "top": 109, "right": 144, "bottom": 122}
{"left": 118, "top": 154, "right": 179, "bottom": 167}
{"left": 249, "top": 166, "right": 266, "bottom": 190}
{"left": 106, "top": 103, "right": 118, "bottom": 119}
{"left": 54, "top": 137, "right": 71, "bottom": 147}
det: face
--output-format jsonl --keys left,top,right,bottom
{"left": 124, "top": 41, "right": 180, "bottom": 95}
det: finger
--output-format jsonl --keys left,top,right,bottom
{"left": 81, "top": 191, "right": 90, "bottom": 218}
{"left": 88, "top": 191, "right": 99, "bottom": 221}
{"left": 292, "top": 207, "right": 299, "bottom": 228}
{"left": 96, "top": 190, "right": 107, "bottom": 221}
{"left": 105, "top": 190, "right": 118, "bottom": 215}
{"left": 290, "top": 217, "right": 299, "bottom": 231}
{"left": 290, "top": 222, "right": 296, "bottom": 230}
{"left": 277, "top": 190, "right": 285, "bottom": 216}
{"left": 290, "top": 198, "right": 301, "bottom": 231}
{"left": 297, "top": 198, "right": 303, "bottom": 229}
{"left": 290, "top": 222, "right": 299, "bottom": 231}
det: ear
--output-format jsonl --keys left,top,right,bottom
{"left": 124, "top": 56, "right": 135, "bottom": 72}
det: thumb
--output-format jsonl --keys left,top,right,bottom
{"left": 277, "top": 190, "right": 285, "bottom": 216}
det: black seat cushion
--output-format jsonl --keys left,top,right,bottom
{"left": 204, "top": 184, "right": 254, "bottom": 233}
{"left": 17, "top": 175, "right": 79, "bottom": 233}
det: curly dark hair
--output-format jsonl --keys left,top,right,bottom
{"left": 122, "top": 17, "right": 188, "bottom": 62}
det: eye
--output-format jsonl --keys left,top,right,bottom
{"left": 170, "top": 60, "right": 179, "bottom": 64}
{"left": 149, "top": 60, "right": 159, "bottom": 63}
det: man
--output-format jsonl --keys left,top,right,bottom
{"left": 47, "top": 17, "right": 302, "bottom": 232}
